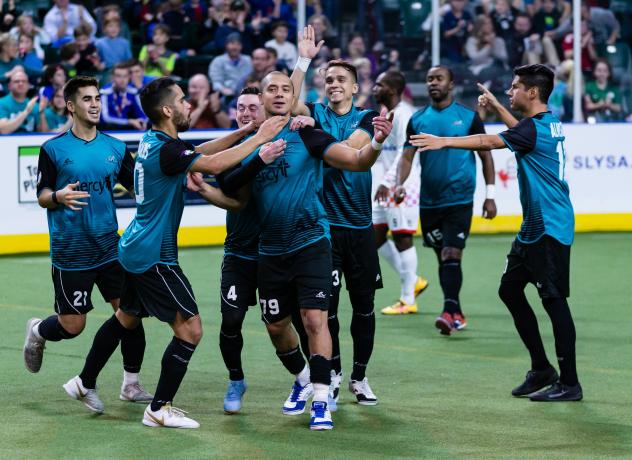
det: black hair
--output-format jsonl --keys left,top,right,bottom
{"left": 139, "top": 77, "right": 178, "bottom": 123}
{"left": 63, "top": 76, "right": 99, "bottom": 102}
{"left": 240, "top": 86, "right": 262, "bottom": 95}
{"left": 428, "top": 65, "right": 454, "bottom": 82}
{"left": 325, "top": 59, "right": 358, "bottom": 83}
{"left": 381, "top": 70, "right": 406, "bottom": 96}
{"left": 514, "top": 64, "right": 554, "bottom": 103}
{"left": 42, "top": 64, "right": 66, "bottom": 86}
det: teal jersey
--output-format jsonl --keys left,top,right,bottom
{"left": 307, "top": 102, "right": 377, "bottom": 228}
{"left": 499, "top": 112, "right": 574, "bottom": 245}
{"left": 44, "top": 108, "right": 68, "bottom": 131}
{"left": 119, "top": 130, "right": 201, "bottom": 273}
{"left": 36, "top": 130, "right": 133, "bottom": 270}
{"left": 405, "top": 102, "right": 485, "bottom": 208}
{"left": 0, "top": 94, "right": 39, "bottom": 133}
{"left": 224, "top": 202, "right": 259, "bottom": 260}
{"left": 245, "top": 123, "right": 338, "bottom": 256}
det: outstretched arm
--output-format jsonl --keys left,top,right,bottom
{"left": 290, "top": 25, "right": 323, "bottom": 116}
{"left": 477, "top": 83, "right": 519, "bottom": 128}
{"left": 187, "top": 173, "right": 244, "bottom": 211}
{"left": 409, "top": 132, "right": 506, "bottom": 152}
{"left": 196, "top": 121, "right": 258, "bottom": 155}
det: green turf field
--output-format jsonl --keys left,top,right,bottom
{"left": 1, "top": 233, "right": 631, "bottom": 459}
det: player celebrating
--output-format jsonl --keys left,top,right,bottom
{"left": 395, "top": 66, "right": 497, "bottom": 335}
{"left": 372, "top": 70, "right": 429, "bottom": 315}
{"left": 410, "top": 64, "right": 582, "bottom": 401}
{"left": 62, "top": 77, "right": 288, "bottom": 428}
{"left": 24, "top": 76, "right": 152, "bottom": 404}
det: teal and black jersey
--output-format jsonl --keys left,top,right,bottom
{"left": 499, "top": 112, "right": 574, "bottom": 245}
{"left": 405, "top": 102, "right": 485, "bottom": 208}
{"left": 244, "top": 123, "right": 338, "bottom": 256}
{"left": 36, "top": 130, "right": 133, "bottom": 270}
{"left": 119, "top": 129, "right": 201, "bottom": 273}
{"left": 307, "top": 102, "right": 377, "bottom": 228}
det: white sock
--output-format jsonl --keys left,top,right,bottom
{"left": 123, "top": 371, "right": 139, "bottom": 386}
{"left": 296, "top": 365, "right": 310, "bottom": 387}
{"left": 313, "top": 383, "right": 329, "bottom": 403}
{"left": 378, "top": 240, "right": 402, "bottom": 273}
{"left": 33, "top": 322, "right": 43, "bottom": 341}
{"left": 399, "top": 247, "right": 418, "bottom": 304}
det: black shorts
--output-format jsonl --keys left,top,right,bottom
{"left": 257, "top": 238, "right": 332, "bottom": 324}
{"left": 331, "top": 225, "right": 383, "bottom": 294}
{"left": 51, "top": 260, "right": 124, "bottom": 315}
{"left": 501, "top": 236, "right": 571, "bottom": 299}
{"left": 419, "top": 203, "right": 473, "bottom": 250}
{"left": 119, "top": 263, "right": 199, "bottom": 323}
{"left": 220, "top": 255, "right": 258, "bottom": 313}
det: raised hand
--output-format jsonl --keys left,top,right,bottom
{"left": 258, "top": 139, "right": 287, "bottom": 164}
{"left": 25, "top": 96, "right": 39, "bottom": 114}
{"left": 56, "top": 181, "right": 90, "bottom": 211}
{"left": 372, "top": 108, "right": 394, "bottom": 144}
{"left": 256, "top": 115, "right": 289, "bottom": 143}
{"left": 477, "top": 82, "right": 500, "bottom": 111}
{"left": 289, "top": 115, "right": 315, "bottom": 131}
{"left": 297, "top": 25, "right": 324, "bottom": 60}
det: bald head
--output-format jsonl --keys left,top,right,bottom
{"left": 188, "top": 73, "right": 210, "bottom": 100}
{"left": 261, "top": 71, "right": 293, "bottom": 93}
{"left": 261, "top": 71, "right": 293, "bottom": 116}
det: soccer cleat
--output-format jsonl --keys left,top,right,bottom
{"left": 282, "top": 381, "right": 313, "bottom": 415}
{"left": 529, "top": 381, "right": 583, "bottom": 402}
{"left": 328, "top": 371, "right": 342, "bottom": 412}
{"left": 142, "top": 403, "right": 200, "bottom": 428}
{"left": 414, "top": 276, "right": 430, "bottom": 298}
{"left": 511, "top": 367, "right": 559, "bottom": 397}
{"left": 23, "top": 318, "right": 45, "bottom": 373}
{"left": 381, "top": 299, "right": 418, "bottom": 315}
{"left": 63, "top": 375, "right": 104, "bottom": 414}
{"left": 223, "top": 379, "right": 247, "bottom": 414}
{"left": 452, "top": 313, "right": 468, "bottom": 331}
{"left": 435, "top": 312, "right": 455, "bottom": 335}
{"left": 310, "top": 401, "right": 333, "bottom": 430}
{"left": 348, "top": 377, "right": 378, "bottom": 406}
{"left": 120, "top": 382, "right": 154, "bottom": 403}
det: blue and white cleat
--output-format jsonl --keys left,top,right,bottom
{"left": 224, "top": 379, "right": 247, "bottom": 414}
{"left": 310, "top": 401, "right": 333, "bottom": 430}
{"left": 282, "top": 381, "right": 313, "bottom": 415}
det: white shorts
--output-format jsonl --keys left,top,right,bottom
{"left": 372, "top": 205, "right": 419, "bottom": 234}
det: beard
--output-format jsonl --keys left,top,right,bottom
{"left": 173, "top": 109, "right": 190, "bottom": 132}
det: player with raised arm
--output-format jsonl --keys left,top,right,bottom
{"left": 395, "top": 66, "right": 497, "bottom": 335}
{"left": 62, "top": 77, "right": 288, "bottom": 428}
{"left": 372, "top": 70, "right": 430, "bottom": 316}
{"left": 410, "top": 64, "right": 582, "bottom": 401}
{"left": 23, "top": 76, "right": 152, "bottom": 407}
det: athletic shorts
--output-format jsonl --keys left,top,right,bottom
{"left": 220, "top": 255, "right": 258, "bottom": 313}
{"left": 419, "top": 203, "right": 473, "bottom": 250}
{"left": 51, "top": 260, "right": 123, "bottom": 315}
{"left": 372, "top": 204, "right": 419, "bottom": 234}
{"left": 119, "top": 263, "right": 198, "bottom": 323}
{"left": 257, "top": 238, "right": 332, "bottom": 324}
{"left": 331, "top": 225, "right": 383, "bottom": 294}
{"left": 501, "top": 236, "right": 571, "bottom": 299}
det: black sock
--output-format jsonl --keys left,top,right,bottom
{"left": 440, "top": 259, "right": 463, "bottom": 314}
{"left": 38, "top": 315, "right": 78, "bottom": 341}
{"left": 328, "top": 287, "right": 341, "bottom": 374}
{"left": 499, "top": 281, "right": 551, "bottom": 371}
{"left": 151, "top": 336, "right": 197, "bottom": 412}
{"left": 120, "top": 321, "right": 145, "bottom": 374}
{"left": 309, "top": 354, "right": 331, "bottom": 385}
{"left": 79, "top": 314, "right": 127, "bottom": 389}
{"left": 276, "top": 346, "right": 306, "bottom": 375}
{"left": 349, "top": 290, "right": 375, "bottom": 381}
{"left": 291, "top": 307, "right": 311, "bottom": 361}
{"left": 542, "top": 297, "right": 578, "bottom": 386}
{"left": 219, "top": 309, "right": 246, "bottom": 381}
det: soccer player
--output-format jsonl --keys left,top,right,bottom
{"left": 395, "top": 66, "right": 497, "bottom": 335}
{"left": 248, "top": 71, "right": 392, "bottom": 430}
{"left": 23, "top": 76, "right": 152, "bottom": 405}
{"left": 62, "top": 77, "right": 288, "bottom": 428}
{"left": 409, "top": 64, "right": 582, "bottom": 401}
{"left": 371, "top": 70, "right": 429, "bottom": 315}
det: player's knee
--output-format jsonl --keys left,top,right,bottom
{"left": 109, "top": 298, "right": 120, "bottom": 311}
{"left": 265, "top": 320, "right": 289, "bottom": 339}
{"left": 221, "top": 309, "right": 246, "bottom": 335}
{"left": 498, "top": 281, "right": 516, "bottom": 305}
{"left": 441, "top": 247, "right": 462, "bottom": 261}
{"left": 374, "top": 226, "right": 388, "bottom": 247}
{"left": 393, "top": 234, "right": 413, "bottom": 252}
{"left": 58, "top": 314, "right": 86, "bottom": 336}
{"left": 349, "top": 291, "right": 375, "bottom": 316}
{"left": 301, "top": 310, "right": 326, "bottom": 336}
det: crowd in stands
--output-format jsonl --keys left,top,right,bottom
{"left": 0, "top": 0, "right": 630, "bottom": 135}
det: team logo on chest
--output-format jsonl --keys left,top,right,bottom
{"left": 256, "top": 159, "right": 291, "bottom": 185}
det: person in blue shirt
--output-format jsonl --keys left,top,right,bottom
{"left": 23, "top": 76, "right": 152, "bottom": 407}
{"left": 409, "top": 64, "right": 582, "bottom": 402}
{"left": 100, "top": 62, "right": 147, "bottom": 131}
{"left": 69, "top": 77, "right": 288, "bottom": 429}
{"left": 395, "top": 66, "right": 497, "bottom": 335}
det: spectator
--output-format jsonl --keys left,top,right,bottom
{"left": 562, "top": 18, "right": 597, "bottom": 74}
{"left": 531, "top": 0, "right": 561, "bottom": 65}
{"left": 9, "top": 14, "right": 51, "bottom": 61}
{"left": 265, "top": 46, "right": 289, "bottom": 73}
{"left": 491, "top": 0, "right": 519, "bottom": 42}
{"left": 549, "top": 60, "right": 573, "bottom": 121}
{"left": 59, "top": 42, "right": 79, "bottom": 77}
{"left": 38, "top": 64, "right": 66, "bottom": 101}
{"left": 465, "top": 15, "right": 508, "bottom": 79}
{"left": 307, "top": 13, "right": 339, "bottom": 61}
{"left": 554, "top": 4, "right": 620, "bottom": 50}
{"left": 505, "top": 13, "right": 537, "bottom": 68}
{"left": 584, "top": 58, "right": 623, "bottom": 122}
{"left": 0, "top": 0, "right": 19, "bottom": 33}
{"left": 185, "top": 0, "right": 208, "bottom": 24}
{"left": 441, "top": 0, "right": 474, "bottom": 63}
{"left": 18, "top": 33, "right": 43, "bottom": 75}
{"left": 0, "top": 33, "right": 23, "bottom": 84}
{"left": 139, "top": 24, "right": 178, "bottom": 77}
{"left": 265, "top": 20, "right": 297, "bottom": 69}
{"left": 305, "top": 65, "right": 326, "bottom": 103}
{"left": 100, "top": 63, "right": 147, "bottom": 131}
{"left": 208, "top": 32, "right": 252, "bottom": 97}
{"left": 344, "top": 33, "right": 377, "bottom": 74}
{"left": 212, "top": 0, "right": 263, "bottom": 55}
{"left": 0, "top": 70, "right": 43, "bottom": 133}
{"left": 74, "top": 24, "right": 105, "bottom": 75}
{"left": 352, "top": 57, "right": 374, "bottom": 108}
{"left": 95, "top": 18, "right": 132, "bottom": 70}
{"left": 127, "top": 59, "right": 155, "bottom": 91}
{"left": 97, "top": 4, "right": 131, "bottom": 41}
{"left": 246, "top": 47, "right": 275, "bottom": 85}
{"left": 162, "top": 0, "right": 190, "bottom": 48}
{"left": 43, "top": 86, "right": 72, "bottom": 132}
{"left": 44, "top": 0, "right": 96, "bottom": 47}
{"left": 187, "top": 73, "right": 231, "bottom": 129}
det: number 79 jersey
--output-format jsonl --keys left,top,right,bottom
{"left": 498, "top": 111, "right": 574, "bottom": 245}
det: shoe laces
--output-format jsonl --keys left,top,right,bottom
{"left": 226, "top": 382, "right": 242, "bottom": 399}
{"left": 166, "top": 405, "right": 188, "bottom": 418}
{"left": 312, "top": 401, "right": 327, "bottom": 418}
{"left": 354, "top": 378, "right": 375, "bottom": 398}
{"left": 289, "top": 382, "right": 303, "bottom": 402}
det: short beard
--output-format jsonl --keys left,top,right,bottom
{"left": 173, "top": 110, "right": 190, "bottom": 132}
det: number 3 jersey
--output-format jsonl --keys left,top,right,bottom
{"left": 119, "top": 129, "right": 201, "bottom": 273}
{"left": 36, "top": 130, "right": 133, "bottom": 270}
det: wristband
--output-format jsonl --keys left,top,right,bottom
{"left": 52, "top": 191, "right": 59, "bottom": 204}
{"left": 371, "top": 138, "right": 383, "bottom": 151}
{"left": 295, "top": 56, "right": 312, "bottom": 73}
{"left": 485, "top": 184, "right": 496, "bottom": 200}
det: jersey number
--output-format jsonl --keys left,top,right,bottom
{"left": 73, "top": 291, "right": 87, "bottom": 307}
{"left": 227, "top": 285, "right": 237, "bottom": 301}
{"left": 134, "top": 163, "right": 144, "bottom": 204}
{"left": 556, "top": 141, "right": 566, "bottom": 181}
{"left": 260, "top": 298, "right": 279, "bottom": 316}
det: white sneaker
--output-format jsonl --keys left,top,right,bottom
{"left": 348, "top": 377, "right": 378, "bottom": 406}
{"left": 120, "top": 382, "right": 154, "bottom": 403}
{"left": 328, "top": 370, "right": 343, "bottom": 412}
{"left": 142, "top": 403, "right": 200, "bottom": 429}
{"left": 63, "top": 375, "right": 104, "bottom": 413}
{"left": 282, "top": 381, "right": 313, "bottom": 415}
{"left": 23, "top": 318, "right": 45, "bottom": 373}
